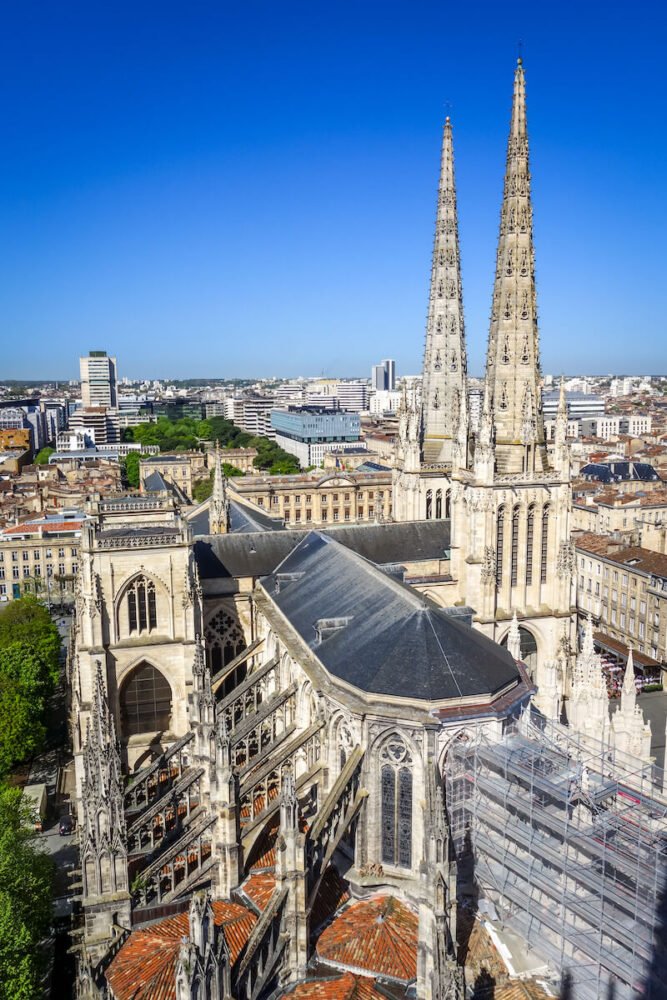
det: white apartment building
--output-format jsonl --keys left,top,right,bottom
{"left": 336, "top": 380, "right": 369, "bottom": 412}
{"left": 80, "top": 351, "right": 118, "bottom": 408}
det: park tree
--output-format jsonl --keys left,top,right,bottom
{"left": 33, "top": 447, "right": 54, "bottom": 465}
{"left": 0, "top": 784, "right": 54, "bottom": 1000}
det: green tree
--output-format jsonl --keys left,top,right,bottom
{"left": 192, "top": 476, "right": 213, "bottom": 503}
{"left": 0, "top": 596, "right": 60, "bottom": 686}
{"left": 192, "top": 463, "right": 243, "bottom": 504}
{"left": 33, "top": 447, "right": 54, "bottom": 465}
{"left": 123, "top": 451, "right": 142, "bottom": 488}
{"left": 0, "top": 784, "right": 54, "bottom": 1000}
{"left": 0, "top": 597, "right": 61, "bottom": 774}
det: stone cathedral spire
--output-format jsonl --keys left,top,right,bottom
{"left": 485, "top": 60, "right": 547, "bottom": 475}
{"left": 422, "top": 117, "right": 468, "bottom": 465}
{"left": 209, "top": 441, "right": 229, "bottom": 535}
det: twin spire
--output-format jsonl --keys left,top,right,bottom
{"left": 421, "top": 59, "right": 548, "bottom": 477}
{"left": 421, "top": 117, "right": 467, "bottom": 464}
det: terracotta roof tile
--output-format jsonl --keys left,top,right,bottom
{"left": 316, "top": 895, "right": 418, "bottom": 983}
{"left": 241, "top": 871, "right": 276, "bottom": 912}
{"left": 3, "top": 519, "right": 83, "bottom": 535}
{"left": 494, "top": 982, "right": 554, "bottom": 1000}
{"left": 281, "top": 972, "right": 388, "bottom": 999}
{"left": 105, "top": 900, "right": 256, "bottom": 1000}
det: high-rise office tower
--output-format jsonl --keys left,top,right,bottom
{"left": 381, "top": 359, "right": 396, "bottom": 391}
{"left": 80, "top": 351, "right": 118, "bottom": 409}
{"left": 371, "top": 358, "right": 397, "bottom": 391}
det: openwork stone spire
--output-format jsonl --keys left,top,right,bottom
{"left": 210, "top": 441, "right": 229, "bottom": 535}
{"left": 422, "top": 117, "right": 468, "bottom": 465}
{"left": 485, "top": 60, "right": 547, "bottom": 475}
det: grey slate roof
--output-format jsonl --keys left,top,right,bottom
{"left": 260, "top": 531, "right": 519, "bottom": 703}
{"left": 194, "top": 520, "right": 451, "bottom": 580}
{"left": 322, "top": 520, "right": 450, "bottom": 563}
{"left": 188, "top": 498, "right": 285, "bottom": 538}
{"left": 143, "top": 470, "right": 170, "bottom": 493}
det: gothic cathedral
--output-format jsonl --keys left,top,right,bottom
{"left": 393, "top": 59, "right": 576, "bottom": 710}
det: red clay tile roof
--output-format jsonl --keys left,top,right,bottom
{"left": 105, "top": 900, "right": 256, "bottom": 1000}
{"left": 494, "top": 983, "right": 554, "bottom": 1000}
{"left": 241, "top": 871, "right": 276, "bottom": 912}
{"left": 3, "top": 519, "right": 82, "bottom": 535}
{"left": 316, "top": 895, "right": 418, "bottom": 983}
{"left": 281, "top": 972, "right": 388, "bottom": 999}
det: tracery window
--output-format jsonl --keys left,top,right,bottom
{"left": 379, "top": 737, "right": 413, "bottom": 869}
{"left": 511, "top": 506, "right": 520, "bottom": 586}
{"left": 541, "top": 505, "right": 550, "bottom": 584}
{"left": 204, "top": 610, "right": 246, "bottom": 678}
{"left": 435, "top": 489, "right": 442, "bottom": 519}
{"left": 425, "top": 490, "right": 433, "bottom": 520}
{"left": 526, "top": 505, "right": 535, "bottom": 586}
{"left": 445, "top": 489, "right": 451, "bottom": 519}
{"left": 496, "top": 506, "right": 505, "bottom": 588}
{"left": 126, "top": 576, "right": 157, "bottom": 634}
{"left": 120, "top": 662, "right": 172, "bottom": 737}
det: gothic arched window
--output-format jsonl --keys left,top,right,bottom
{"left": 496, "top": 506, "right": 505, "bottom": 588}
{"left": 435, "top": 489, "right": 442, "bottom": 519}
{"left": 526, "top": 504, "right": 535, "bottom": 586}
{"left": 425, "top": 490, "right": 433, "bottom": 520}
{"left": 445, "top": 489, "right": 451, "bottom": 520}
{"left": 379, "top": 737, "right": 413, "bottom": 869}
{"left": 126, "top": 576, "right": 157, "bottom": 634}
{"left": 205, "top": 610, "right": 246, "bottom": 676}
{"left": 541, "top": 505, "right": 550, "bottom": 584}
{"left": 120, "top": 662, "right": 172, "bottom": 737}
{"left": 511, "top": 506, "right": 520, "bottom": 586}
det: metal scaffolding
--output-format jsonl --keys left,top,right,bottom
{"left": 446, "top": 711, "right": 667, "bottom": 999}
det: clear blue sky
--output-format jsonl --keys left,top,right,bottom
{"left": 1, "top": 1, "right": 665, "bottom": 380}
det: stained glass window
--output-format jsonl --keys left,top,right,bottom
{"left": 381, "top": 765, "right": 396, "bottom": 864}
{"left": 397, "top": 768, "right": 412, "bottom": 868}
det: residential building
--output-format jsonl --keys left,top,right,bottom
{"left": 575, "top": 532, "right": 667, "bottom": 674}
{"left": 0, "top": 510, "right": 85, "bottom": 604}
{"left": 69, "top": 405, "right": 120, "bottom": 444}
{"left": 139, "top": 453, "right": 207, "bottom": 501}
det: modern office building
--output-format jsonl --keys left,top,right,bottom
{"left": 271, "top": 405, "right": 362, "bottom": 466}
{"left": 542, "top": 390, "right": 604, "bottom": 421}
{"left": 335, "top": 380, "right": 369, "bottom": 412}
{"left": 80, "top": 351, "right": 118, "bottom": 409}
{"left": 371, "top": 358, "right": 396, "bottom": 391}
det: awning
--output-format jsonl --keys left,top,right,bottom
{"left": 593, "top": 631, "right": 662, "bottom": 672}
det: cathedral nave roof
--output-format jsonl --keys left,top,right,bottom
{"left": 260, "top": 532, "right": 519, "bottom": 705}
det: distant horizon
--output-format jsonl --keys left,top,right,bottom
{"left": 2, "top": 371, "right": 667, "bottom": 387}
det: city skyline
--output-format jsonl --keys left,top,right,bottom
{"left": 1, "top": 2, "right": 665, "bottom": 379}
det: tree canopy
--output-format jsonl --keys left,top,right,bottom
{"left": 0, "top": 783, "right": 54, "bottom": 1000}
{"left": 122, "top": 415, "right": 301, "bottom": 475}
{"left": 33, "top": 447, "right": 54, "bottom": 465}
{"left": 0, "top": 597, "right": 60, "bottom": 776}
{"left": 122, "top": 451, "right": 143, "bottom": 488}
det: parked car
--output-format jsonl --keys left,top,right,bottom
{"left": 59, "top": 814, "right": 74, "bottom": 836}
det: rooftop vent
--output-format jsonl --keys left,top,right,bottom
{"left": 313, "top": 617, "right": 353, "bottom": 644}
{"left": 275, "top": 571, "right": 305, "bottom": 594}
